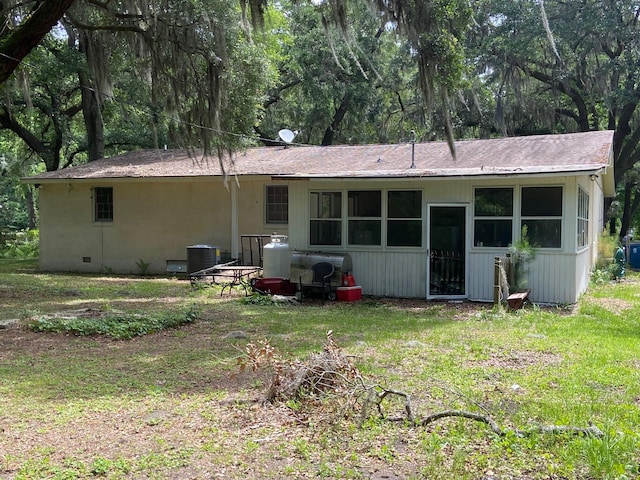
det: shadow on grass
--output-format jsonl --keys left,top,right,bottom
{"left": 0, "top": 298, "right": 478, "bottom": 403}
{"left": 1, "top": 261, "right": 494, "bottom": 402}
{"left": 0, "top": 257, "right": 38, "bottom": 273}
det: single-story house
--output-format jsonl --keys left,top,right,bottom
{"left": 23, "top": 130, "right": 615, "bottom": 304}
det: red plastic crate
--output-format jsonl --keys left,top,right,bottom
{"left": 337, "top": 286, "right": 362, "bottom": 301}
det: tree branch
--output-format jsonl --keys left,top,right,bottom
{"left": 378, "top": 390, "right": 604, "bottom": 438}
{"left": 0, "top": 0, "right": 77, "bottom": 84}
{"left": 0, "top": 108, "right": 59, "bottom": 171}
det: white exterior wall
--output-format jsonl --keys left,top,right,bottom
{"left": 38, "top": 176, "right": 287, "bottom": 274}
{"left": 288, "top": 174, "right": 602, "bottom": 304}
{"left": 37, "top": 171, "right": 604, "bottom": 303}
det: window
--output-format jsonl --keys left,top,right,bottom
{"left": 94, "top": 187, "right": 113, "bottom": 222}
{"left": 387, "top": 190, "right": 422, "bottom": 247}
{"left": 521, "top": 186, "right": 562, "bottom": 248}
{"left": 473, "top": 187, "right": 513, "bottom": 247}
{"left": 348, "top": 190, "right": 381, "bottom": 245}
{"left": 577, "top": 186, "right": 589, "bottom": 248}
{"left": 266, "top": 185, "right": 288, "bottom": 224}
{"left": 308, "top": 189, "right": 424, "bottom": 248}
{"left": 310, "top": 191, "right": 342, "bottom": 245}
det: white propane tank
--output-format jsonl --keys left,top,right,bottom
{"left": 262, "top": 235, "right": 290, "bottom": 278}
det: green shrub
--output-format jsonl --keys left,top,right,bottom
{"left": 0, "top": 229, "right": 39, "bottom": 259}
{"left": 508, "top": 225, "right": 536, "bottom": 292}
{"left": 596, "top": 229, "right": 618, "bottom": 269}
{"left": 27, "top": 305, "right": 200, "bottom": 340}
{"left": 591, "top": 264, "right": 616, "bottom": 285}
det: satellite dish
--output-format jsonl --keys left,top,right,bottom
{"left": 278, "top": 128, "right": 297, "bottom": 144}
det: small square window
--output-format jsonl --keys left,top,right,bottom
{"left": 266, "top": 185, "right": 288, "bottom": 224}
{"left": 94, "top": 187, "right": 113, "bottom": 222}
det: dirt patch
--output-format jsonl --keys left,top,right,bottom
{"left": 584, "top": 296, "right": 633, "bottom": 315}
{"left": 470, "top": 349, "right": 564, "bottom": 370}
{"left": 376, "top": 297, "right": 495, "bottom": 319}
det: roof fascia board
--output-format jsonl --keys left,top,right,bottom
{"left": 25, "top": 169, "right": 608, "bottom": 185}
{"left": 272, "top": 168, "right": 608, "bottom": 182}
{"left": 22, "top": 175, "right": 252, "bottom": 185}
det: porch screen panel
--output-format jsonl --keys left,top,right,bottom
{"left": 310, "top": 191, "right": 342, "bottom": 245}
{"left": 521, "top": 186, "right": 562, "bottom": 248}
{"left": 387, "top": 190, "right": 422, "bottom": 247}
{"left": 473, "top": 187, "right": 512, "bottom": 247}
{"left": 577, "top": 187, "right": 589, "bottom": 249}
{"left": 348, "top": 190, "right": 381, "bottom": 245}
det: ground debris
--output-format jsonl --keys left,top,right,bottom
{"left": 239, "top": 332, "right": 604, "bottom": 438}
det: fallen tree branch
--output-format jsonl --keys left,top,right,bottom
{"left": 239, "top": 334, "right": 604, "bottom": 438}
{"left": 419, "top": 409, "right": 504, "bottom": 435}
{"left": 383, "top": 398, "right": 604, "bottom": 438}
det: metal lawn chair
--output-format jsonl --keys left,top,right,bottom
{"left": 299, "top": 261, "right": 334, "bottom": 304}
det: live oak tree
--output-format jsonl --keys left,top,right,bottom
{"left": 258, "top": 0, "right": 427, "bottom": 146}
{"left": 0, "top": 0, "right": 275, "bottom": 172}
{"left": 318, "top": 0, "right": 471, "bottom": 154}
{"left": 0, "top": 0, "right": 472, "bottom": 174}
{"left": 468, "top": 0, "right": 640, "bottom": 235}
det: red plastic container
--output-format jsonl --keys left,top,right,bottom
{"left": 342, "top": 273, "right": 356, "bottom": 287}
{"left": 251, "top": 278, "right": 297, "bottom": 296}
{"left": 337, "top": 285, "right": 362, "bottom": 301}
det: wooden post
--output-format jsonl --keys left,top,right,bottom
{"left": 493, "top": 257, "right": 501, "bottom": 305}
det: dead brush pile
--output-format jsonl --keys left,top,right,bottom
{"left": 238, "top": 331, "right": 365, "bottom": 420}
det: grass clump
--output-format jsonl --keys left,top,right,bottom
{"left": 26, "top": 305, "right": 200, "bottom": 340}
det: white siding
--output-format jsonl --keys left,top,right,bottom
{"left": 468, "top": 251, "right": 584, "bottom": 305}
{"left": 468, "top": 251, "right": 499, "bottom": 302}
{"left": 348, "top": 251, "right": 426, "bottom": 297}
{"left": 575, "top": 248, "right": 592, "bottom": 300}
{"left": 285, "top": 174, "right": 604, "bottom": 304}
{"left": 527, "top": 254, "right": 575, "bottom": 305}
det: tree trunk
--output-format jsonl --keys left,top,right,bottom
{"left": 79, "top": 71, "right": 105, "bottom": 162}
{"left": 620, "top": 180, "right": 633, "bottom": 239}
{"left": 78, "top": 29, "right": 105, "bottom": 162}
{"left": 0, "top": 109, "right": 61, "bottom": 171}
{"left": 26, "top": 186, "right": 36, "bottom": 230}
{"left": 321, "top": 93, "right": 350, "bottom": 146}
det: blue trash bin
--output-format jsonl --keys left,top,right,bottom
{"left": 628, "top": 243, "right": 640, "bottom": 269}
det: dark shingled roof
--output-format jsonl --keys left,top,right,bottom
{"left": 24, "top": 130, "right": 613, "bottom": 182}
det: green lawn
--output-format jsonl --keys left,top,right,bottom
{"left": 1, "top": 259, "right": 639, "bottom": 479}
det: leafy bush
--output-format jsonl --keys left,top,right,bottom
{"left": 508, "top": 225, "right": 536, "bottom": 292}
{"left": 596, "top": 229, "right": 619, "bottom": 269}
{"left": 27, "top": 305, "right": 200, "bottom": 340}
{"left": 592, "top": 230, "right": 625, "bottom": 283}
{"left": 0, "top": 229, "right": 39, "bottom": 259}
{"left": 590, "top": 265, "right": 616, "bottom": 285}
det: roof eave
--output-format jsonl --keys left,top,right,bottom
{"left": 272, "top": 166, "right": 609, "bottom": 180}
